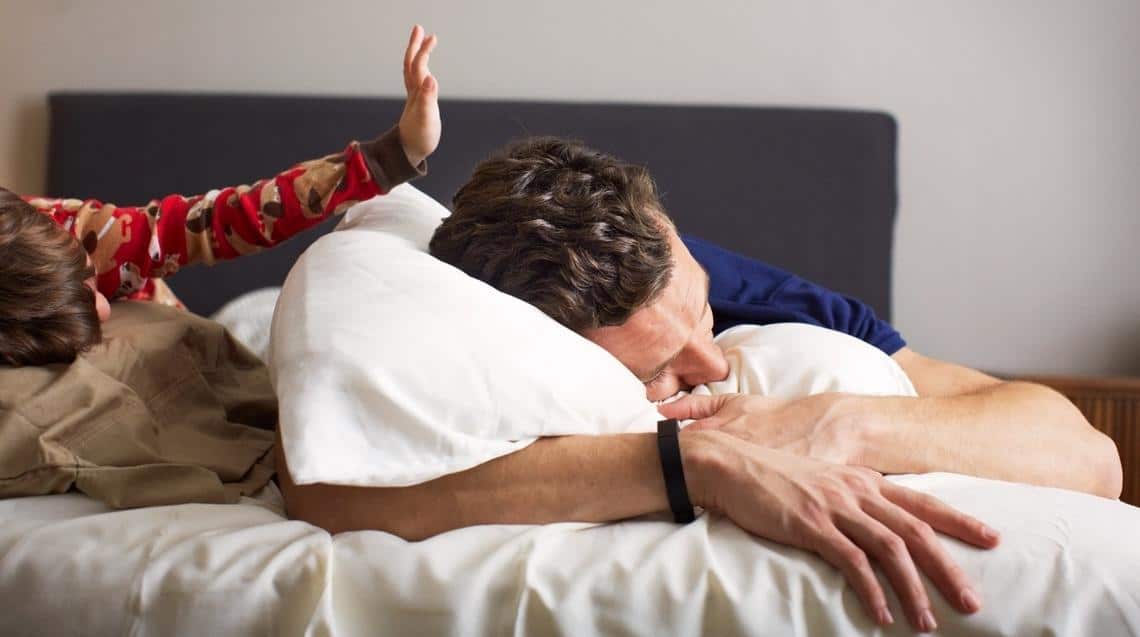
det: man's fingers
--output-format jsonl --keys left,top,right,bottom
{"left": 883, "top": 483, "right": 1000, "bottom": 549}
{"left": 657, "top": 394, "right": 727, "bottom": 421}
{"left": 837, "top": 510, "right": 937, "bottom": 632}
{"left": 684, "top": 417, "right": 726, "bottom": 432}
{"left": 863, "top": 497, "right": 982, "bottom": 615}
{"left": 810, "top": 527, "right": 894, "bottom": 627}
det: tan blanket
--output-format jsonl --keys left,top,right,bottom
{"left": 0, "top": 301, "right": 276, "bottom": 508}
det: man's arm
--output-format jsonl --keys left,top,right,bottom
{"left": 659, "top": 349, "right": 1123, "bottom": 498}
{"left": 873, "top": 348, "right": 1122, "bottom": 497}
{"left": 278, "top": 428, "right": 998, "bottom": 632}
{"left": 677, "top": 239, "right": 1120, "bottom": 497}
{"left": 277, "top": 430, "right": 670, "bottom": 539}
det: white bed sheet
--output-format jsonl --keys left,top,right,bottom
{"left": 2, "top": 474, "right": 1138, "bottom": 636}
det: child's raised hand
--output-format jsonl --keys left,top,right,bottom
{"left": 398, "top": 25, "right": 440, "bottom": 167}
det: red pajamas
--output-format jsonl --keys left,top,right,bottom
{"left": 26, "top": 127, "right": 423, "bottom": 303}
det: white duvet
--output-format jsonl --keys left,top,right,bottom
{"left": 0, "top": 289, "right": 1133, "bottom": 634}
{"left": 2, "top": 473, "right": 1138, "bottom": 636}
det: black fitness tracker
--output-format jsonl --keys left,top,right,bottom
{"left": 657, "top": 418, "right": 696, "bottom": 523}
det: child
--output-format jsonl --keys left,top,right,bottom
{"left": 0, "top": 25, "right": 440, "bottom": 367}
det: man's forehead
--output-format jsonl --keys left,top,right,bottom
{"left": 586, "top": 300, "right": 677, "bottom": 368}
{"left": 585, "top": 238, "right": 709, "bottom": 379}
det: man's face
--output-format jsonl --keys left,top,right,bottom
{"left": 584, "top": 228, "right": 729, "bottom": 401}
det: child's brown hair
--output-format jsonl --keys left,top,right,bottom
{"left": 0, "top": 188, "right": 102, "bottom": 366}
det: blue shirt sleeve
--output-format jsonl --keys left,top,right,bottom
{"left": 682, "top": 235, "right": 906, "bottom": 355}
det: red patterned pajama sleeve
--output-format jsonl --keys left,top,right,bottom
{"left": 26, "top": 127, "right": 424, "bottom": 301}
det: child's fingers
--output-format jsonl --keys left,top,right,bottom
{"left": 404, "top": 25, "right": 424, "bottom": 91}
{"left": 407, "top": 76, "right": 438, "bottom": 117}
{"left": 411, "top": 34, "right": 437, "bottom": 88}
{"left": 420, "top": 74, "right": 437, "bottom": 98}
{"left": 409, "top": 75, "right": 437, "bottom": 114}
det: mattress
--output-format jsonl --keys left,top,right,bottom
{"left": 2, "top": 473, "right": 1138, "bottom": 636}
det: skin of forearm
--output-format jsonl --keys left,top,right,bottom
{"left": 838, "top": 381, "right": 1123, "bottom": 497}
{"left": 276, "top": 430, "right": 720, "bottom": 539}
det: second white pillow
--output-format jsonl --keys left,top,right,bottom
{"left": 693, "top": 323, "right": 916, "bottom": 399}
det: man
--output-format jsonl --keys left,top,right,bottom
{"left": 280, "top": 139, "right": 1122, "bottom": 633}
{"left": 427, "top": 136, "right": 1120, "bottom": 495}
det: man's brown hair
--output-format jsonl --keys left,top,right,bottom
{"left": 0, "top": 188, "right": 102, "bottom": 366}
{"left": 429, "top": 137, "right": 673, "bottom": 332}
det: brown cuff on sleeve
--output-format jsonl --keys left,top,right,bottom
{"left": 360, "top": 126, "right": 428, "bottom": 191}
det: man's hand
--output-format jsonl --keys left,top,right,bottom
{"left": 280, "top": 420, "right": 1000, "bottom": 632}
{"left": 663, "top": 351, "right": 1122, "bottom": 498}
{"left": 661, "top": 393, "right": 857, "bottom": 463}
{"left": 398, "top": 25, "right": 440, "bottom": 167}
{"left": 686, "top": 431, "right": 1000, "bottom": 632}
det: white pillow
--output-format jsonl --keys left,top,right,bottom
{"left": 693, "top": 323, "right": 916, "bottom": 399}
{"left": 271, "top": 184, "right": 918, "bottom": 488}
{"left": 210, "top": 287, "right": 282, "bottom": 361}
{"left": 269, "top": 185, "right": 662, "bottom": 487}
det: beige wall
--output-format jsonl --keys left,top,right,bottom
{"left": 3, "top": 0, "right": 1138, "bottom": 376}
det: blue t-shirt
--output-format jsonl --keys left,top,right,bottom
{"left": 682, "top": 235, "right": 906, "bottom": 356}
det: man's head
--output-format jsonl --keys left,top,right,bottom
{"left": 430, "top": 138, "right": 727, "bottom": 400}
{"left": 0, "top": 188, "right": 107, "bottom": 366}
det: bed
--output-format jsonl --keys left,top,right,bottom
{"left": 3, "top": 93, "right": 1137, "bottom": 636}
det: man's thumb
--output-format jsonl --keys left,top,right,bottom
{"left": 657, "top": 394, "right": 725, "bottom": 421}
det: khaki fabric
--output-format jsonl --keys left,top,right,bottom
{"left": 0, "top": 301, "right": 277, "bottom": 508}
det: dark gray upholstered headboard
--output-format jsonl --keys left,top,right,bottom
{"left": 47, "top": 93, "right": 897, "bottom": 319}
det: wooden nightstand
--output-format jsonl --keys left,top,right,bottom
{"left": 1019, "top": 375, "right": 1140, "bottom": 507}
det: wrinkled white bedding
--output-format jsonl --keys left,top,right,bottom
{"left": 2, "top": 474, "right": 1138, "bottom": 636}
{"left": 197, "top": 246, "right": 1140, "bottom": 636}
{"left": 71, "top": 204, "right": 1140, "bottom": 634}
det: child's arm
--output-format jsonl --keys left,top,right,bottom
{"left": 29, "top": 25, "right": 441, "bottom": 300}
{"left": 26, "top": 132, "right": 421, "bottom": 298}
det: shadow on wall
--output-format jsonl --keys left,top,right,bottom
{"left": 5, "top": 97, "right": 49, "bottom": 194}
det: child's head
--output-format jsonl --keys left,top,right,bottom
{"left": 0, "top": 188, "right": 103, "bottom": 366}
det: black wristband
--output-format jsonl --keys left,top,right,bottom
{"left": 657, "top": 418, "right": 696, "bottom": 523}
